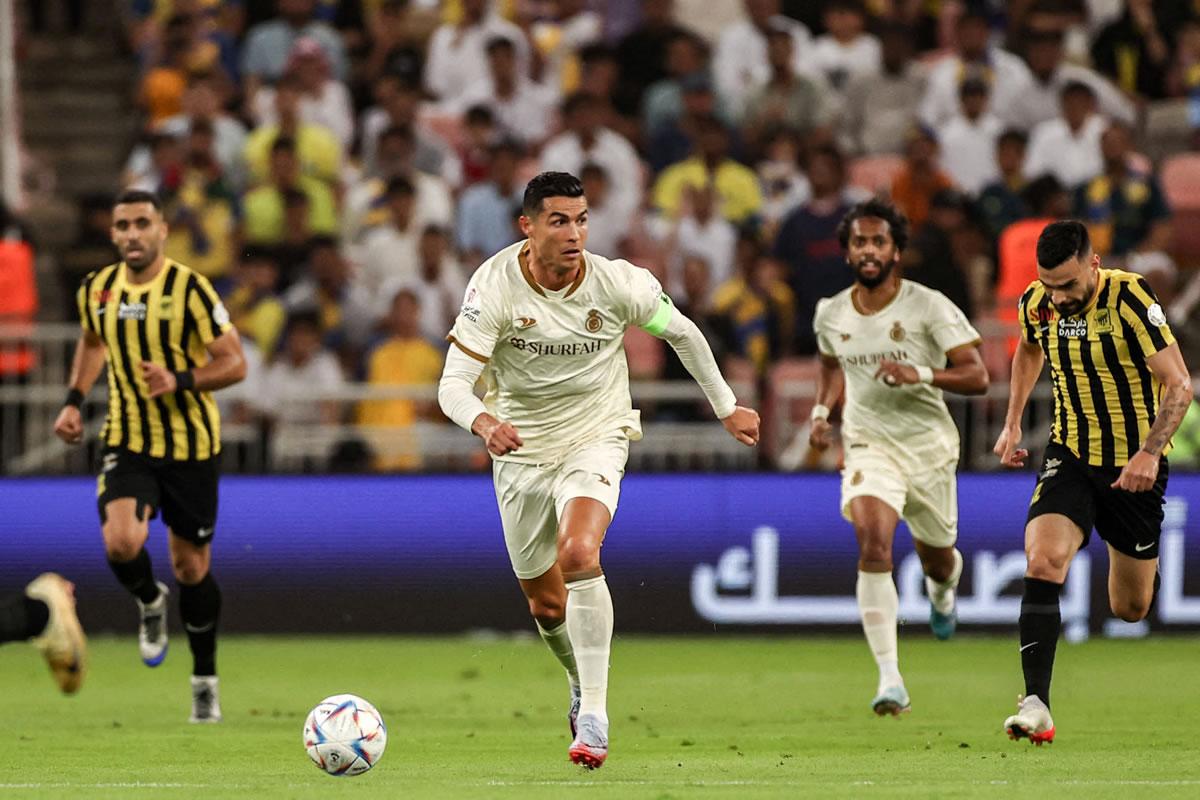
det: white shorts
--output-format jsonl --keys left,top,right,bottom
{"left": 840, "top": 445, "right": 958, "bottom": 548}
{"left": 492, "top": 436, "right": 629, "bottom": 580}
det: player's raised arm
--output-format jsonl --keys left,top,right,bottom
{"left": 633, "top": 272, "right": 759, "bottom": 446}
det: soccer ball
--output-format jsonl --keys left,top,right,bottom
{"left": 303, "top": 694, "right": 387, "bottom": 776}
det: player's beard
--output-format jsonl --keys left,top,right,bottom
{"left": 1052, "top": 276, "right": 1096, "bottom": 317}
{"left": 852, "top": 256, "right": 896, "bottom": 289}
{"left": 122, "top": 242, "right": 158, "bottom": 273}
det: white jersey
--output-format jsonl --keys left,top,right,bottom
{"left": 447, "top": 241, "right": 664, "bottom": 464}
{"left": 814, "top": 280, "right": 980, "bottom": 472}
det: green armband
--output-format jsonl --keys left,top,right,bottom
{"left": 639, "top": 294, "right": 674, "bottom": 336}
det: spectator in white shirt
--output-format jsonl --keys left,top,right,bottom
{"left": 937, "top": 76, "right": 1003, "bottom": 196}
{"left": 1024, "top": 80, "right": 1107, "bottom": 190}
{"left": 451, "top": 36, "right": 558, "bottom": 149}
{"left": 540, "top": 92, "right": 644, "bottom": 232}
{"left": 343, "top": 125, "right": 455, "bottom": 245}
{"left": 358, "top": 176, "right": 422, "bottom": 298}
{"left": 661, "top": 181, "right": 737, "bottom": 301}
{"left": 919, "top": 9, "right": 1034, "bottom": 130}
{"left": 579, "top": 163, "right": 628, "bottom": 259}
{"left": 258, "top": 311, "right": 344, "bottom": 426}
{"left": 713, "top": 0, "right": 814, "bottom": 119}
{"left": 252, "top": 37, "right": 355, "bottom": 149}
{"left": 1018, "top": 29, "right": 1135, "bottom": 130}
{"left": 381, "top": 225, "right": 467, "bottom": 343}
{"left": 358, "top": 74, "right": 455, "bottom": 185}
{"left": 839, "top": 22, "right": 926, "bottom": 156}
{"left": 423, "top": 0, "right": 530, "bottom": 106}
{"left": 810, "top": 0, "right": 881, "bottom": 93}
{"left": 240, "top": 0, "right": 347, "bottom": 107}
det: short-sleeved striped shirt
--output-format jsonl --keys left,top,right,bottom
{"left": 1019, "top": 268, "right": 1176, "bottom": 467}
{"left": 76, "top": 259, "right": 232, "bottom": 460}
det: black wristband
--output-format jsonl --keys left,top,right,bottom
{"left": 173, "top": 370, "right": 196, "bottom": 391}
{"left": 64, "top": 388, "right": 85, "bottom": 408}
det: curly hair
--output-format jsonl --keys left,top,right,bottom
{"left": 835, "top": 199, "right": 910, "bottom": 252}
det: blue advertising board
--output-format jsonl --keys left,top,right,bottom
{"left": 1, "top": 475, "right": 1198, "bottom": 634}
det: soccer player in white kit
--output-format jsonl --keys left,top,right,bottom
{"left": 437, "top": 172, "right": 760, "bottom": 768}
{"left": 809, "top": 199, "right": 989, "bottom": 715}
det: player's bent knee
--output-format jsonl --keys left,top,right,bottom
{"left": 1111, "top": 597, "right": 1151, "bottom": 622}
{"left": 529, "top": 595, "right": 565, "bottom": 624}
{"left": 103, "top": 533, "right": 144, "bottom": 563}
{"left": 1025, "top": 549, "right": 1071, "bottom": 581}
{"left": 557, "top": 537, "right": 600, "bottom": 576}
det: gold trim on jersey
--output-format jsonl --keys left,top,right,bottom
{"left": 518, "top": 242, "right": 588, "bottom": 299}
{"left": 447, "top": 335, "right": 490, "bottom": 364}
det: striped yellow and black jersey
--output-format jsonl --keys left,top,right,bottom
{"left": 1019, "top": 268, "right": 1176, "bottom": 467}
{"left": 76, "top": 259, "right": 233, "bottom": 461}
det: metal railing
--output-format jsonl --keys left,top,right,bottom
{"left": 7, "top": 321, "right": 1185, "bottom": 475}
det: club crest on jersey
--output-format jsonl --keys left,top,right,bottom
{"left": 159, "top": 296, "right": 175, "bottom": 318}
{"left": 889, "top": 321, "right": 906, "bottom": 342}
{"left": 851, "top": 471, "right": 864, "bottom": 486}
{"left": 1058, "top": 317, "right": 1087, "bottom": 338}
{"left": 93, "top": 289, "right": 112, "bottom": 304}
{"left": 1093, "top": 307, "right": 1113, "bottom": 335}
{"left": 586, "top": 309, "right": 603, "bottom": 333}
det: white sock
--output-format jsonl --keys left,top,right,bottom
{"left": 925, "top": 548, "right": 963, "bottom": 615}
{"left": 857, "top": 570, "right": 901, "bottom": 692}
{"left": 535, "top": 619, "right": 580, "bottom": 694}
{"left": 565, "top": 575, "right": 612, "bottom": 724}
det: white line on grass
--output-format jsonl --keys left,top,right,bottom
{"left": 0, "top": 784, "right": 242, "bottom": 790}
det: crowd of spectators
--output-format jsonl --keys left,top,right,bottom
{"left": 45, "top": 0, "right": 1200, "bottom": 468}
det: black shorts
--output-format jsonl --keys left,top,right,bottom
{"left": 1027, "top": 443, "right": 1168, "bottom": 559}
{"left": 96, "top": 446, "right": 220, "bottom": 545}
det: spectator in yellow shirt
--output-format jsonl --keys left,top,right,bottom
{"left": 653, "top": 114, "right": 763, "bottom": 226}
{"left": 243, "top": 72, "right": 343, "bottom": 185}
{"left": 243, "top": 136, "right": 338, "bottom": 244}
{"left": 223, "top": 246, "right": 287, "bottom": 359}
{"left": 357, "top": 288, "right": 444, "bottom": 470}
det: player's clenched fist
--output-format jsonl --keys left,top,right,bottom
{"left": 140, "top": 361, "right": 177, "bottom": 398}
{"left": 993, "top": 424, "right": 1028, "bottom": 468}
{"left": 54, "top": 406, "right": 84, "bottom": 445}
{"left": 809, "top": 416, "right": 833, "bottom": 451}
{"left": 472, "top": 412, "right": 524, "bottom": 456}
{"left": 722, "top": 406, "right": 760, "bottom": 447}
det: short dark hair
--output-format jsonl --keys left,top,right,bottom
{"left": 113, "top": 189, "right": 162, "bottom": 212}
{"left": 465, "top": 105, "right": 495, "bottom": 126}
{"left": 836, "top": 199, "right": 910, "bottom": 252}
{"left": 1036, "top": 220, "right": 1090, "bottom": 269}
{"left": 282, "top": 188, "right": 309, "bottom": 208}
{"left": 271, "top": 135, "right": 297, "bottom": 155}
{"left": 307, "top": 234, "right": 340, "bottom": 253}
{"left": 385, "top": 175, "right": 415, "bottom": 198}
{"left": 998, "top": 128, "right": 1028, "bottom": 148}
{"left": 241, "top": 245, "right": 279, "bottom": 265}
{"left": 522, "top": 171, "right": 584, "bottom": 216}
{"left": 1060, "top": 80, "right": 1095, "bottom": 101}
{"left": 485, "top": 35, "right": 515, "bottom": 56}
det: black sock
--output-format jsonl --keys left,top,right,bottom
{"left": 179, "top": 573, "right": 221, "bottom": 676}
{"left": 0, "top": 595, "right": 50, "bottom": 643}
{"left": 1020, "top": 577, "right": 1063, "bottom": 708}
{"left": 108, "top": 549, "right": 161, "bottom": 604}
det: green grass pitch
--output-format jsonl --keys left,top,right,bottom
{"left": 1, "top": 635, "right": 1198, "bottom": 799}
